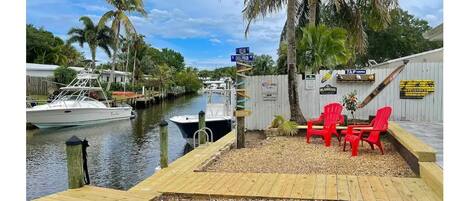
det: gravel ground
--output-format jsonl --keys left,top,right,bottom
{"left": 203, "top": 131, "right": 415, "bottom": 177}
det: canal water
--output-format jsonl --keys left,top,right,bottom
{"left": 26, "top": 93, "right": 219, "bottom": 200}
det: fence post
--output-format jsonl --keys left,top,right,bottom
{"left": 159, "top": 120, "right": 169, "bottom": 168}
{"left": 198, "top": 110, "right": 206, "bottom": 145}
{"left": 65, "top": 136, "right": 84, "bottom": 189}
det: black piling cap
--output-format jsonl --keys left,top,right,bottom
{"left": 159, "top": 120, "right": 168, "bottom": 127}
{"left": 199, "top": 110, "right": 205, "bottom": 116}
{"left": 66, "top": 135, "right": 82, "bottom": 146}
{"left": 403, "top": 59, "right": 410, "bottom": 64}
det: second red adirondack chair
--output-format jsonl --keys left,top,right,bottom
{"left": 342, "top": 106, "right": 392, "bottom": 156}
{"left": 306, "top": 103, "right": 343, "bottom": 146}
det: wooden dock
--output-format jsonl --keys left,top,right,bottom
{"left": 35, "top": 123, "right": 442, "bottom": 201}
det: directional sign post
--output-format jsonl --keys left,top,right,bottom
{"left": 232, "top": 47, "right": 254, "bottom": 149}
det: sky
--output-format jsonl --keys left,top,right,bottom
{"left": 26, "top": 0, "right": 443, "bottom": 70}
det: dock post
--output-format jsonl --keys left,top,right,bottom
{"left": 198, "top": 110, "right": 206, "bottom": 145}
{"left": 159, "top": 120, "right": 169, "bottom": 168}
{"left": 65, "top": 136, "right": 84, "bottom": 189}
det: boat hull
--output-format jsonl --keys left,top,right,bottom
{"left": 170, "top": 117, "right": 232, "bottom": 145}
{"left": 27, "top": 107, "right": 132, "bottom": 128}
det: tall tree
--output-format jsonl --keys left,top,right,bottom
{"left": 358, "top": 8, "right": 443, "bottom": 63}
{"left": 98, "top": 0, "right": 147, "bottom": 91}
{"left": 251, "top": 54, "right": 275, "bottom": 75}
{"left": 298, "top": 24, "right": 351, "bottom": 73}
{"left": 243, "top": 0, "right": 306, "bottom": 123}
{"left": 67, "top": 16, "right": 113, "bottom": 69}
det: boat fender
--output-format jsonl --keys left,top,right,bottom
{"left": 81, "top": 139, "right": 90, "bottom": 185}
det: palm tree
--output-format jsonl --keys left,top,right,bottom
{"left": 131, "top": 34, "right": 146, "bottom": 86}
{"left": 98, "top": 0, "right": 147, "bottom": 91}
{"left": 67, "top": 16, "right": 113, "bottom": 69}
{"left": 243, "top": 0, "right": 306, "bottom": 123}
{"left": 280, "top": 0, "right": 397, "bottom": 55}
{"left": 298, "top": 24, "right": 351, "bottom": 73}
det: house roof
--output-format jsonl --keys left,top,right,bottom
{"left": 423, "top": 23, "right": 443, "bottom": 41}
{"left": 26, "top": 63, "right": 84, "bottom": 72}
{"left": 26, "top": 63, "right": 130, "bottom": 76}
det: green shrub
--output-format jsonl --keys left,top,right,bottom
{"left": 271, "top": 115, "right": 285, "bottom": 128}
{"left": 279, "top": 121, "right": 299, "bottom": 136}
{"left": 53, "top": 66, "right": 76, "bottom": 85}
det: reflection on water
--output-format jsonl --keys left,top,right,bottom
{"left": 26, "top": 93, "right": 218, "bottom": 200}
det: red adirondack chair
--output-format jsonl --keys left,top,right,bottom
{"left": 342, "top": 106, "right": 392, "bottom": 156}
{"left": 306, "top": 103, "right": 343, "bottom": 146}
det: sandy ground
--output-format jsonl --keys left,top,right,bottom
{"left": 203, "top": 131, "right": 415, "bottom": 177}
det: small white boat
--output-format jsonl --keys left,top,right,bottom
{"left": 170, "top": 82, "right": 235, "bottom": 146}
{"left": 27, "top": 70, "right": 132, "bottom": 128}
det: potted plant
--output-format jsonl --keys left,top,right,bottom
{"left": 265, "top": 115, "right": 299, "bottom": 137}
{"left": 342, "top": 90, "right": 359, "bottom": 124}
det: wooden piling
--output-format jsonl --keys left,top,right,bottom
{"left": 65, "top": 136, "right": 84, "bottom": 189}
{"left": 198, "top": 110, "right": 206, "bottom": 145}
{"left": 159, "top": 120, "right": 169, "bottom": 168}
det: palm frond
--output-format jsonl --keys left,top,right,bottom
{"left": 242, "top": 0, "right": 288, "bottom": 37}
{"left": 79, "top": 16, "right": 95, "bottom": 30}
{"left": 98, "top": 11, "right": 115, "bottom": 30}
{"left": 118, "top": 11, "right": 136, "bottom": 34}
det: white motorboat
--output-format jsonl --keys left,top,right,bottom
{"left": 27, "top": 70, "right": 132, "bottom": 128}
{"left": 170, "top": 81, "right": 235, "bottom": 146}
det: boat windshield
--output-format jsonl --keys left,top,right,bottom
{"left": 56, "top": 95, "right": 99, "bottom": 102}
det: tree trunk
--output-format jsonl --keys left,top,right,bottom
{"left": 132, "top": 50, "right": 137, "bottom": 86}
{"left": 124, "top": 40, "right": 130, "bottom": 92}
{"left": 91, "top": 47, "right": 96, "bottom": 69}
{"left": 308, "top": 0, "right": 317, "bottom": 26}
{"left": 287, "top": 0, "right": 306, "bottom": 124}
{"left": 106, "top": 22, "right": 120, "bottom": 91}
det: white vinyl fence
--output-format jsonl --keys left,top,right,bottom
{"left": 245, "top": 62, "right": 443, "bottom": 130}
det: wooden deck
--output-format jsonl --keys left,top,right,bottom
{"left": 35, "top": 127, "right": 442, "bottom": 201}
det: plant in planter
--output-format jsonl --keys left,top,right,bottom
{"left": 279, "top": 121, "right": 298, "bottom": 136}
{"left": 265, "top": 115, "right": 299, "bottom": 136}
{"left": 265, "top": 115, "right": 284, "bottom": 137}
{"left": 342, "top": 90, "right": 359, "bottom": 122}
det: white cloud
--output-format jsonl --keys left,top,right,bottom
{"left": 209, "top": 38, "right": 222, "bottom": 44}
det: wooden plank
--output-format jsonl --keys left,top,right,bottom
{"left": 401, "top": 178, "right": 438, "bottom": 201}
{"left": 367, "top": 176, "right": 389, "bottom": 201}
{"left": 245, "top": 173, "right": 269, "bottom": 196}
{"left": 337, "top": 175, "right": 351, "bottom": 201}
{"left": 206, "top": 173, "right": 236, "bottom": 194}
{"left": 280, "top": 174, "right": 297, "bottom": 198}
{"left": 300, "top": 174, "right": 317, "bottom": 199}
{"left": 232, "top": 173, "right": 257, "bottom": 196}
{"left": 419, "top": 162, "right": 443, "bottom": 199}
{"left": 358, "top": 176, "right": 376, "bottom": 201}
{"left": 192, "top": 172, "right": 223, "bottom": 194}
{"left": 313, "top": 174, "right": 326, "bottom": 200}
{"left": 325, "top": 175, "right": 338, "bottom": 200}
{"left": 257, "top": 173, "right": 280, "bottom": 196}
{"left": 387, "top": 122, "right": 436, "bottom": 162}
{"left": 379, "top": 177, "right": 403, "bottom": 201}
{"left": 390, "top": 177, "right": 418, "bottom": 201}
{"left": 290, "top": 174, "right": 309, "bottom": 199}
{"left": 268, "top": 174, "right": 289, "bottom": 197}
{"left": 347, "top": 175, "right": 363, "bottom": 201}
{"left": 413, "top": 178, "right": 442, "bottom": 201}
